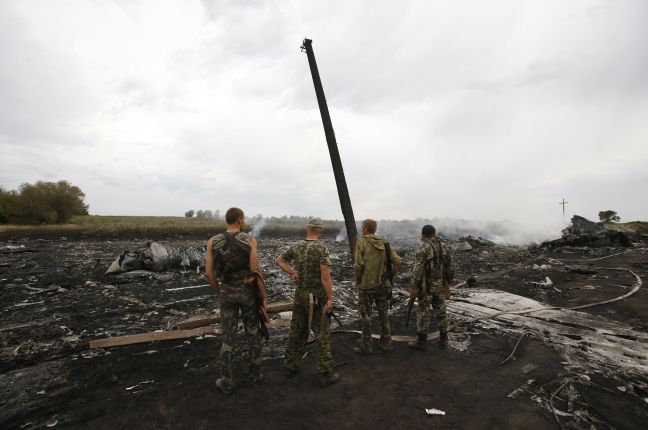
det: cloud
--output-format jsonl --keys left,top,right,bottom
{"left": 0, "top": 0, "right": 646, "bottom": 231}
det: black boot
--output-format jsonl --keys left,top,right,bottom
{"left": 319, "top": 371, "right": 341, "bottom": 387}
{"left": 407, "top": 332, "right": 427, "bottom": 350}
{"left": 438, "top": 331, "right": 448, "bottom": 350}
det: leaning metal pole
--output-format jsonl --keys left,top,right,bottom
{"left": 301, "top": 38, "right": 358, "bottom": 261}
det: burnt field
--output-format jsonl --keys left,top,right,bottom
{"left": 1, "top": 233, "right": 648, "bottom": 429}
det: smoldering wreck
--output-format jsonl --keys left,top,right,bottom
{"left": 1, "top": 215, "right": 647, "bottom": 429}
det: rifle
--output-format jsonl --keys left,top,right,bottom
{"left": 383, "top": 242, "right": 394, "bottom": 309}
{"left": 256, "top": 290, "right": 270, "bottom": 346}
{"left": 330, "top": 311, "right": 343, "bottom": 327}
{"left": 442, "top": 277, "right": 451, "bottom": 300}
{"left": 406, "top": 262, "right": 427, "bottom": 328}
{"left": 245, "top": 272, "right": 270, "bottom": 346}
{"left": 405, "top": 296, "right": 416, "bottom": 328}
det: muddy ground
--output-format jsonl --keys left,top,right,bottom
{"left": 1, "top": 233, "right": 647, "bottom": 429}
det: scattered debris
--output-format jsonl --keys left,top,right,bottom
{"left": 499, "top": 333, "right": 527, "bottom": 366}
{"left": 106, "top": 242, "right": 206, "bottom": 274}
{"left": 125, "top": 380, "right": 155, "bottom": 391}
{"left": 527, "top": 277, "right": 553, "bottom": 288}
{"left": 542, "top": 215, "right": 631, "bottom": 249}
{"left": 508, "top": 380, "right": 535, "bottom": 399}
{"left": 456, "top": 242, "right": 473, "bottom": 251}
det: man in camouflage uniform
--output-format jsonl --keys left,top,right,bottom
{"left": 408, "top": 224, "right": 454, "bottom": 350}
{"left": 354, "top": 219, "right": 401, "bottom": 354}
{"left": 276, "top": 218, "right": 341, "bottom": 387}
{"left": 205, "top": 207, "right": 267, "bottom": 394}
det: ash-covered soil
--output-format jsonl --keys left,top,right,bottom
{"left": 1, "top": 234, "right": 647, "bottom": 429}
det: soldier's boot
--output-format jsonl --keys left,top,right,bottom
{"left": 319, "top": 371, "right": 341, "bottom": 387}
{"left": 282, "top": 367, "right": 298, "bottom": 379}
{"left": 215, "top": 377, "right": 234, "bottom": 395}
{"left": 248, "top": 364, "right": 265, "bottom": 388}
{"left": 407, "top": 332, "right": 427, "bottom": 350}
{"left": 352, "top": 346, "right": 371, "bottom": 355}
{"left": 438, "top": 331, "right": 448, "bottom": 350}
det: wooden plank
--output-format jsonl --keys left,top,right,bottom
{"left": 267, "top": 300, "right": 294, "bottom": 313}
{"left": 175, "top": 315, "right": 219, "bottom": 330}
{"left": 89, "top": 326, "right": 221, "bottom": 349}
{"left": 90, "top": 315, "right": 293, "bottom": 349}
{"left": 174, "top": 300, "right": 294, "bottom": 329}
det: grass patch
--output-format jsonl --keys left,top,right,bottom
{"left": 604, "top": 221, "right": 648, "bottom": 235}
{"left": 0, "top": 216, "right": 346, "bottom": 239}
{"left": 0, "top": 215, "right": 228, "bottom": 239}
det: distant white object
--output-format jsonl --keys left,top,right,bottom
{"left": 425, "top": 408, "right": 446, "bottom": 416}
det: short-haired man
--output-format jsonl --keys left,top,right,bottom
{"left": 276, "top": 218, "right": 341, "bottom": 387}
{"left": 408, "top": 224, "right": 454, "bottom": 350}
{"left": 354, "top": 219, "right": 400, "bottom": 354}
{"left": 205, "top": 207, "right": 267, "bottom": 394}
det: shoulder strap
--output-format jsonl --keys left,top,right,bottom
{"left": 222, "top": 231, "right": 250, "bottom": 259}
{"left": 384, "top": 242, "right": 393, "bottom": 278}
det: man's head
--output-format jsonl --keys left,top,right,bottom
{"left": 306, "top": 217, "right": 324, "bottom": 238}
{"left": 225, "top": 207, "right": 245, "bottom": 227}
{"left": 421, "top": 224, "right": 436, "bottom": 239}
{"left": 361, "top": 219, "right": 377, "bottom": 236}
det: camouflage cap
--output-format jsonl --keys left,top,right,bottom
{"left": 306, "top": 218, "right": 324, "bottom": 228}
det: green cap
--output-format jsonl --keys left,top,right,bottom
{"left": 306, "top": 218, "right": 324, "bottom": 228}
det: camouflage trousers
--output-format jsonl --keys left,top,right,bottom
{"left": 284, "top": 290, "right": 334, "bottom": 374}
{"left": 416, "top": 284, "right": 448, "bottom": 334}
{"left": 358, "top": 288, "right": 391, "bottom": 352}
{"left": 219, "top": 285, "right": 262, "bottom": 386}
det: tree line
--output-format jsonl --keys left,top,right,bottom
{"left": 0, "top": 180, "right": 89, "bottom": 224}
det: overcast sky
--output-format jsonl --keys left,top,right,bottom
{"left": 1, "top": 0, "right": 647, "bottom": 236}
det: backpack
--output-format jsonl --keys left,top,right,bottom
{"left": 212, "top": 232, "right": 250, "bottom": 281}
{"left": 426, "top": 240, "right": 454, "bottom": 284}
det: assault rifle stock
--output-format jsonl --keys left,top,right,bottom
{"left": 405, "top": 296, "right": 416, "bottom": 328}
{"left": 245, "top": 271, "right": 270, "bottom": 346}
{"left": 256, "top": 291, "right": 270, "bottom": 346}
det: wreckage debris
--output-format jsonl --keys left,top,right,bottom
{"left": 106, "top": 241, "right": 205, "bottom": 274}
{"left": 542, "top": 215, "right": 631, "bottom": 249}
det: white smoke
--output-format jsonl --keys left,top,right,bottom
{"left": 250, "top": 218, "right": 267, "bottom": 238}
{"left": 335, "top": 228, "right": 347, "bottom": 242}
{"left": 374, "top": 218, "right": 563, "bottom": 246}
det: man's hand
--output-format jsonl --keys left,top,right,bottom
{"left": 409, "top": 288, "right": 418, "bottom": 299}
{"left": 291, "top": 273, "right": 299, "bottom": 284}
{"left": 324, "top": 297, "right": 333, "bottom": 314}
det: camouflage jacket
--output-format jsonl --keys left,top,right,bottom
{"left": 410, "top": 238, "right": 453, "bottom": 294}
{"left": 210, "top": 231, "right": 251, "bottom": 287}
{"left": 280, "top": 239, "right": 330, "bottom": 295}
{"left": 354, "top": 234, "right": 401, "bottom": 290}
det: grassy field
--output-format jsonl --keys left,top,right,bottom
{"left": 0, "top": 215, "right": 345, "bottom": 239}
{"left": 604, "top": 221, "right": 648, "bottom": 235}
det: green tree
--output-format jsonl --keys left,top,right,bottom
{"left": 185, "top": 210, "right": 195, "bottom": 218}
{"left": 598, "top": 210, "right": 620, "bottom": 223}
{"left": 1, "top": 180, "right": 89, "bottom": 224}
{"left": 0, "top": 187, "right": 15, "bottom": 223}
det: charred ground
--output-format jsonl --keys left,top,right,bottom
{"left": 1, "top": 231, "right": 647, "bottom": 429}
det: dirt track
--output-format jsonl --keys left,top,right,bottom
{"left": 1, "top": 235, "right": 648, "bottom": 429}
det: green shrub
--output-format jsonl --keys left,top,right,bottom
{"left": 0, "top": 180, "right": 89, "bottom": 224}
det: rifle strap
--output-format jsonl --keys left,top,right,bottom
{"left": 383, "top": 242, "right": 393, "bottom": 282}
{"left": 222, "top": 231, "right": 250, "bottom": 259}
